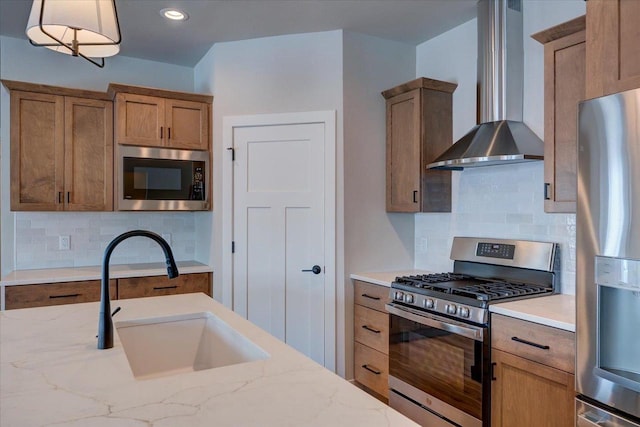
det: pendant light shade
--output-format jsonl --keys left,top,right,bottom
{"left": 26, "top": 0, "right": 121, "bottom": 67}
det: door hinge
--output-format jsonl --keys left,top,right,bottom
{"left": 227, "top": 147, "right": 235, "bottom": 161}
{"left": 231, "top": 241, "right": 235, "bottom": 253}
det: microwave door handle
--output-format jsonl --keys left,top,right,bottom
{"left": 386, "top": 303, "right": 484, "bottom": 341}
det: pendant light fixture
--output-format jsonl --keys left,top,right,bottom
{"left": 25, "top": 0, "right": 122, "bottom": 68}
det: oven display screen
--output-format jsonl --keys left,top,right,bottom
{"left": 476, "top": 242, "right": 515, "bottom": 259}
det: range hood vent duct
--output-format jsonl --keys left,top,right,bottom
{"left": 427, "top": 0, "right": 543, "bottom": 170}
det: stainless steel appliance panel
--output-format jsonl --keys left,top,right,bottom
{"left": 117, "top": 145, "right": 210, "bottom": 211}
{"left": 388, "top": 306, "right": 486, "bottom": 426}
{"left": 576, "top": 399, "right": 640, "bottom": 427}
{"left": 577, "top": 88, "right": 640, "bottom": 419}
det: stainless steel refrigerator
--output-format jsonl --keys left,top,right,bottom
{"left": 577, "top": 88, "right": 640, "bottom": 426}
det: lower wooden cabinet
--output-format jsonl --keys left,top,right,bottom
{"left": 353, "top": 280, "right": 391, "bottom": 400}
{"left": 491, "top": 314, "right": 575, "bottom": 427}
{"left": 4, "top": 272, "right": 212, "bottom": 310}
{"left": 5, "top": 280, "right": 116, "bottom": 310}
{"left": 118, "top": 272, "right": 211, "bottom": 299}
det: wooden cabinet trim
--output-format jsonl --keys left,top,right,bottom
{"left": 491, "top": 314, "right": 575, "bottom": 374}
{"left": 354, "top": 342, "right": 389, "bottom": 398}
{"left": 535, "top": 18, "right": 585, "bottom": 214}
{"left": 354, "top": 281, "right": 390, "bottom": 312}
{"left": 491, "top": 348, "right": 575, "bottom": 427}
{"left": 64, "top": 96, "right": 114, "bottom": 211}
{"left": 108, "top": 83, "right": 213, "bottom": 104}
{"left": 5, "top": 280, "right": 116, "bottom": 310}
{"left": 10, "top": 90, "right": 65, "bottom": 211}
{"left": 118, "top": 272, "right": 212, "bottom": 299}
{"left": 1, "top": 80, "right": 110, "bottom": 100}
{"left": 354, "top": 304, "right": 389, "bottom": 355}
{"left": 586, "top": 0, "right": 640, "bottom": 98}
{"left": 382, "top": 77, "right": 458, "bottom": 99}
{"left": 531, "top": 15, "right": 585, "bottom": 44}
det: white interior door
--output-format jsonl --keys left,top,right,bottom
{"left": 229, "top": 117, "right": 332, "bottom": 367}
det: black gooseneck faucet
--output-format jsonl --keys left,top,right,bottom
{"left": 98, "top": 230, "right": 179, "bottom": 350}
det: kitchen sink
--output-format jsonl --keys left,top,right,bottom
{"left": 115, "top": 312, "right": 269, "bottom": 379}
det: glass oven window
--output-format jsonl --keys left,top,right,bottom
{"left": 389, "top": 313, "right": 484, "bottom": 420}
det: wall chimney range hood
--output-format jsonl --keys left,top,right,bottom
{"left": 427, "top": 0, "right": 543, "bottom": 170}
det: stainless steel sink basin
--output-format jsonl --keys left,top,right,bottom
{"left": 115, "top": 312, "right": 269, "bottom": 379}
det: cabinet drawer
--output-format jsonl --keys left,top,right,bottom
{"left": 5, "top": 280, "right": 116, "bottom": 310}
{"left": 354, "top": 281, "right": 390, "bottom": 312}
{"left": 354, "top": 342, "right": 389, "bottom": 398}
{"left": 491, "top": 314, "right": 575, "bottom": 373}
{"left": 354, "top": 304, "right": 389, "bottom": 354}
{"left": 118, "top": 272, "right": 211, "bottom": 299}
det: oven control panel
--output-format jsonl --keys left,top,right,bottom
{"left": 476, "top": 242, "right": 515, "bottom": 260}
{"left": 390, "top": 290, "right": 486, "bottom": 325}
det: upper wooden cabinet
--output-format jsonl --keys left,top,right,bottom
{"left": 532, "top": 16, "right": 585, "bottom": 214}
{"left": 382, "top": 78, "right": 456, "bottom": 213}
{"left": 4, "top": 81, "right": 113, "bottom": 211}
{"left": 109, "top": 84, "right": 212, "bottom": 151}
{"left": 586, "top": 0, "right": 640, "bottom": 99}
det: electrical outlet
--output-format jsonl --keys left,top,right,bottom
{"left": 161, "top": 233, "right": 172, "bottom": 245}
{"left": 59, "top": 235, "right": 70, "bottom": 251}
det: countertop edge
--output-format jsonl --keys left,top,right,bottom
{"left": 1, "top": 262, "right": 213, "bottom": 286}
{"left": 489, "top": 305, "right": 575, "bottom": 332}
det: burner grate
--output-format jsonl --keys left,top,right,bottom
{"left": 393, "top": 273, "right": 551, "bottom": 302}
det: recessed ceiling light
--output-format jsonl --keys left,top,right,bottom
{"left": 160, "top": 8, "right": 189, "bottom": 21}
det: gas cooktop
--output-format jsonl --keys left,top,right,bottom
{"left": 389, "top": 237, "right": 558, "bottom": 325}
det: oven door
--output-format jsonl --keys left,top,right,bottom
{"left": 386, "top": 303, "right": 488, "bottom": 427}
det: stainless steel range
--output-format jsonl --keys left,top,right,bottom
{"left": 387, "top": 237, "right": 558, "bottom": 427}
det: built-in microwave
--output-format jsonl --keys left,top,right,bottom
{"left": 116, "top": 145, "right": 210, "bottom": 210}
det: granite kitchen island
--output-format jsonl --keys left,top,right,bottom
{"left": 1, "top": 293, "right": 416, "bottom": 426}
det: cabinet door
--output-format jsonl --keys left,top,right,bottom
{"left": 544, "top": 31, "right": 585, "bottom": 213}
{"left": 5, "top": 280, "right": 116, "bottom": 310}
{"left": 165, "top": 99, "right": 209, "bottom": 150}
{"left": 118, "top": 272, "right": 211, "bottom": 299}
{"left": 114, "top": 93, "right": 164, "bottom": 147}
{"left": 386, "top": 89, "right": 421, "bottom": 212}
{"left": 64, "top": 97, "right": 114, "bottom": 211}
{"left": 10, "top": 91, "right": 64, "bottom": 211}
{"left": 491, "top": 349, "right": 574, "bottom": 427}
{"left": 586, "top": 0, "right": 640, "bottom": 98}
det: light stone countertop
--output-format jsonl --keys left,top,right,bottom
{"left": 0, "top": 260, "right": 212, "bottom": 286}
{"left": 0, "top": 293, "right": 417, "bottom": 427}
{"left": 350, "top": 270, "right": 432, "bottom": 287}
{"left": 352, "top": 271, "right": 575, "bottom": 332}
{"left": 489, "top": 293, "right": 576, "bottom": 332}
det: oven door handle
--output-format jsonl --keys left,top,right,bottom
{"left": 386, "top": 303, "right": 484, "bottom": 341}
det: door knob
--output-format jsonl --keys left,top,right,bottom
{"left": 302, "top": 265, "right": 322, "bottom": 274}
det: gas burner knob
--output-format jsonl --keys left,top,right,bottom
{"left": 394, "top": 291, "right": 404, "bottom": 301}
{"left": 423, "top": 298, "right": 435, "bottom": 309}
{"left": 446, "top": 304, "right": 457, "bottom": 315}
{"left": 459, "top": 307, "right": 470, "bottom": 318}
{"left": 404, "top": 294, "right": 415, "bottom": 304}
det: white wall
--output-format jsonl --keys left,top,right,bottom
{"left": 342, "top": 31, "right": 415, "bottom": 379}
{"left": 0, "top": 35, "right": 198, "bottom": 276}
{"left": 414, "top": 1, "right": 585, "bottom": 294}
{"left": 194, "top": 29, "right": 345, "bottom": 370}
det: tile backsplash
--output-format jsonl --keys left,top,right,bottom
{"left": 415, "top": 162, "right": 576, "bottom": 294}
{"left": 14, "top": 212, "right": 196, "bottom": 270}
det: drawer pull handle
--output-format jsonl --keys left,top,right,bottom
{"left": 362, "top": 364, "right": 381, "bottom": 375}
{"left": 361, "top": 325, "right": 381, "bottom": 334}
{"left": 361, "top": 293, "right": 380, "bottom": 301}
{"left": 511, "top": 336, "right": 550, "bottom": 350}
{"left": 49, "top": 293, "right": 81, "bottom": 299}
{"left": 153, "top": 285, "right": 178, "bottom": 291}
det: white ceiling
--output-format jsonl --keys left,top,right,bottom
{"left": 0, "top": 0, "right": 477, "bottom": 67}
